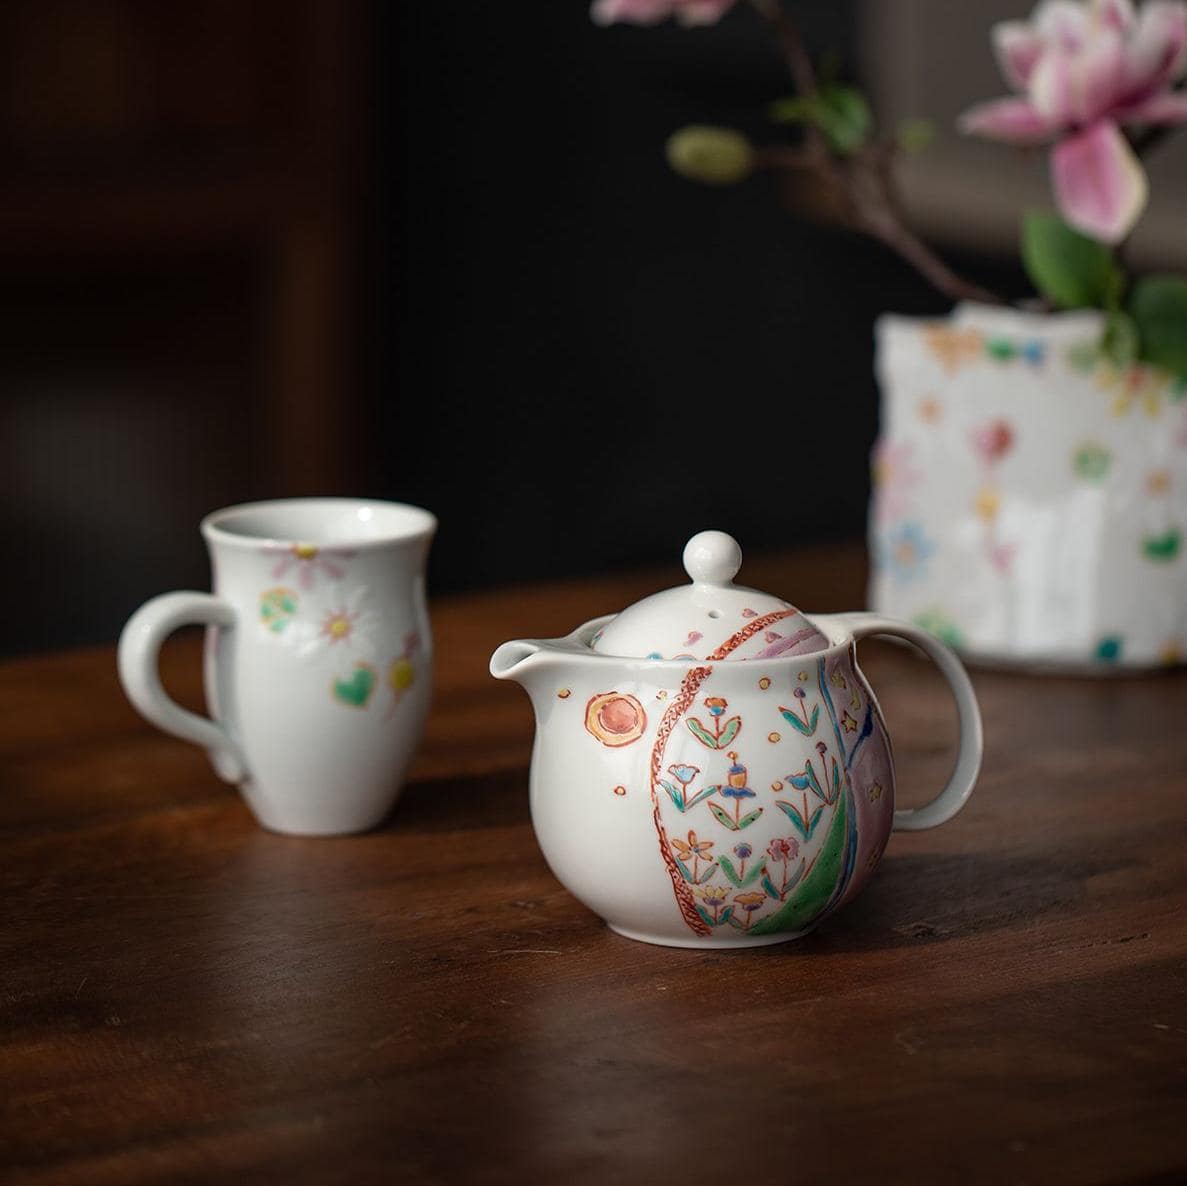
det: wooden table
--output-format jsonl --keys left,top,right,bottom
{"left": 3, "top": 546, "right": 1186, "bottom": 1186}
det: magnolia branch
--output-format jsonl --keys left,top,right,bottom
{"left": 747, "top": 0, "right": 1004, "bottom": 306}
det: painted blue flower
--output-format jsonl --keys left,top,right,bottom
{"left": 720, "top": 785, "right": 756, "bottom": 800}
{"left": 880, "top": 521, "right": 935, "bottom": 586}
{"left": 734, "top": 843, "right": 753, "bottom": 860}
{"left": 668, "top": 764, "right": 700, "bottom": 786}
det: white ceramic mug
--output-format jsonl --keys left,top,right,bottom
{"left": 118, "top": 498, "right": 436, "bottom": 835}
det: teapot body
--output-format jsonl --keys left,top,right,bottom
{"left": 522, "top": 623, "right": 895, "bottom": 947}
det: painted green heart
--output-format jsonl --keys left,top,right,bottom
{"left": 333, "top": 663, "right": 376, "bottom": 708}
{"left": 1143, "top": 528, "right": 1182, "bottom": 562}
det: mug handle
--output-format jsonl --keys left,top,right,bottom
{"left": 117, "top": 592, "right": 247, "bottom": 783}
{"left": 821, "top": 612, "right": 983, "bottom": 831}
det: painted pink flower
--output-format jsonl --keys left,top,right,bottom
{"left": 960, "top": 0, "right": 1187, "bottom": 242}
{"left": 768, "top": 837, "right": 799, "bottom": 862}
{"left": 871, "top": 439, "right": 922, "bottom": 525}
{"left": 590, "top": 0, "right": 736, "bottom": 26}
{"left": 972, "top": 420, "right": 1016, "bottom": 464}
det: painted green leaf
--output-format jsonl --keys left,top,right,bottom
{"left": 708, "top": 801, "right": 740, "bottom": 831}
{"left": 751, "top": 787, "right": 850, "bottom": 937}
{"left": 718, "top": 855, "right": 743, "bottom": 886}
{"left": 686, "top": 718, "right": 719, "bottom": 749}
{"left": 1130, "top": 274, "right": 1187, "bottom": 378}
{"left": 718, "top": 855, "right": 765, "bottom": 888}
{"left": 831, "top": 758, "right": 841, "bottom": 802}
{"left": 696, "top": 862, "right": 720, "bottom": 884}
{"left": 674, "top": 855, "right": 694, "bottom": 882}
{"left": 695, "top": 904, "right": 716, "bottom": 927}
{"left": 659, "top": 780, "right": 685, "bottom": 811}
{"left": 780, "top": 705, "right": 820, "bottom": 737}
{"left": 797, "top": 759, "right": 825, "bottom": 800}
{"left": 807, "top": 805, "right": 825, "bottom": 839}
{"left": 762, "top": 874, "right": 782, "bottom": 901}
{"left": 726, "top": 911, "right": 748, "bottom": 930}
{"left": 716, "top": 716, "right": 741, "bottom": 748}
{"left": 1073, "top": 443, "right": 1111, "bottom": 482}
{"left": 717, "top": 906, "right": 734, "bottom": 926}
{"left": 776, "top": 800, "right": 808, "bottom": 839}
{"left": 684, "top": 785, "right": 719, "bottom": 810}
{"left": 1021, "top": 210, "right": 1121, "bottom": 310}
{"left": 736, "top": 807, "right": 764, "bottom": 830}
{"left": 1143, "top": 528, "right": 1181, "bottom": 562}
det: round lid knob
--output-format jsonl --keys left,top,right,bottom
{"left": 589, "top": 531, "right": 829, "bottom": 661}
{"left": 683, "top": 530, "right": 742, "bottom": 587}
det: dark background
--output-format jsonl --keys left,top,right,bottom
{"left": 1, "top": 0, "right": 1023, "bottom": 657}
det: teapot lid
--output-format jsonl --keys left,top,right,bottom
{"left": 591, "top": 531, "right": 829, "bottom": 661}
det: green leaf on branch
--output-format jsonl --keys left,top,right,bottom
{"left": 769, "top": 83, "right": 871, "bottom": 155}
{"left": 1129, "top": 275, "right": 1187, "bottom": 379}
{"left": 1021, "top": 211, "right": 1122, "bottom": 309}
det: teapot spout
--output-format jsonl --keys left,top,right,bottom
{"left": 489, "top": 639, "right": 546, "bottom": 682}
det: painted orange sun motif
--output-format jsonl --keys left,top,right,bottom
{"left": 584, "top": 692, "right": 647, "bottom": 747}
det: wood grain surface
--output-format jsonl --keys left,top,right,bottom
{"left": 2, "top": 545, "right": 1185, "bottom": 1186}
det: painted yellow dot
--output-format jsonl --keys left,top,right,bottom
{"left": 768, "top": 732, "right": 781, "bottom": 743}
{"left": 294, "top": 543, "right": 319, "bottom": 560}
{"left": 389, "top": 659, "right": 415, "bottom": 692}
{"left": 771, "top": 781, "right": 783, "bottom": 792}
{"left": 758, "top": 677, "right": 771, "bottom": 690}
{"left": 328, "top": 617, "right": 350, "bottom": 639}
{"left": 557, "top": 688, "right": 571, "bottom": 699}
{"left": 656, "top": 690, "right": 668, "bottom": 700}
{"left": 613, "top": 785, "right": 627, "bottom": 797}
{"left": 797, "top": 671, "right": 809, "bottom": 682}
{"left": 1148, "top": 468, "right": 1172, "bottom": 495}
{"left": 974, "top": 486, "right": 1000, "bottom": 521}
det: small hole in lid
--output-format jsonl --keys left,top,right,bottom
{"left": 707, "top": 610, "right": 722, "bottom": 619}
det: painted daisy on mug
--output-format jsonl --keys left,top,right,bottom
{"left": 285, "top": 586, "right": 382, "bottom": 660}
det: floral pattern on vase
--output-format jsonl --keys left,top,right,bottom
{"left": 872, "top": 302, "right": 1187, "bottom": 669}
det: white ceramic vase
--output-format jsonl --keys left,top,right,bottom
{"left": 870, "top": 302, "right": 1187, "bottom": 671}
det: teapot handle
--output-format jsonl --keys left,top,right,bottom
{"left": 822, "top": 612, "right": 983, "bottom": 831}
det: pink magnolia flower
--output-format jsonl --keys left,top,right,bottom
{"left": 590, "top": 0, "right": 737, "bottom": 26}
{"left": 960, "top": 0, "right": 1187, "bottom": 243}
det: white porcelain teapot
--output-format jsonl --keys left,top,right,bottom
{"left": 490, "top": 531, "right": 982, "bottom": 948}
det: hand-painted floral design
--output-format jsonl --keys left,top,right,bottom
{"left": 387, "top": 630, "right": 421, "bottom": 713}
{"left": 649, "top": 655, "right": 885, "bottom": 939}
{"left": 287, "top": 586, "right": 381, "bottom": 660}
{"left": 763, "top": 836, "right": 804, "bottom": 900}
{"left": 259, "top": 587, "right": 298, "bottom": 635}
{"left": 871, "top": 440, "right": 922, "bottom": 525}
{"left": 971, "top": 418, "right": 1018, "bottom": 575}
{"left": 706, "top": 752, "right": 764, "bottom": 832}
{"left": 671, "top": 829, "right": 717, "bottom": 884}
{"left": 779, "top": 684, "right": 820, "bottom": 737}
{"left": 732, "top": 891, "right": 767, "bottom": 930}
{"left": 879, "top": 521, "right": 935, "bottom": 585}
{"left": 923, "top": 324, "right": 984, "bottom": 374}
{"left": 912, "top": 607, "right": 965, "bottom": 649}
{"left": 686, "top": 697, "right": 741, "bottom": 749}
{"left": 1073, "top": 441, "right": 1112, "bottom": 481}
{"left": 264, "top": 543, "right": 353, "bottom": 591}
